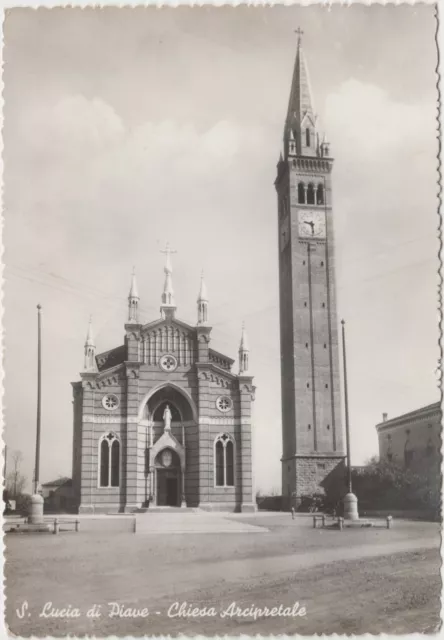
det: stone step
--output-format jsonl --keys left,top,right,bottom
{"left": 135, "top": 512, "right": 267, "bottom": 534}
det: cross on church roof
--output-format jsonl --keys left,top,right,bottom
{"left": 294, "top": 27, "right": 304, "bottom": 39}
{"left": 160, "top": 242, "right": 177, "bottom": 275}
{"left": 160, "top": 242, "right": 177, "bottom": 260}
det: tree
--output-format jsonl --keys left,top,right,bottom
{"left": 5, "top": 450, "right": 26, "bottom": 499}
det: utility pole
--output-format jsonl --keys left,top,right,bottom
{"left": 34, "top": 304, "right": 42, "bottom": 494}
{"left": 341, "top": 319, "right": 352, "bottom": 493}
{"left": 341, "top": 319, "right": 359, "bottom": 520}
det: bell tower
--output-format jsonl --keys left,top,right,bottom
{"left": 275, "top": 32, "right": 345, "bottom": 509}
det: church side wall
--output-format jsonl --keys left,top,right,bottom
{"left": 71, "top": 385, "right": 83, "bottom": 508}
{"left": 79, "top": 378, "right": 127, "bottom": 514}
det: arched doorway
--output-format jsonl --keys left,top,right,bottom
{"left": 140, "top": 383, "right": 196, "bottom": 508}
{"left": 155, "top": 448, "right": 181, "bottom": 506}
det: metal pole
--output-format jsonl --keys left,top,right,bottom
{"left": 34, "top": 304, "right": 42, "bottom": 494}
{"left": 341, "top": 319, "right": 352, "bottom": 493}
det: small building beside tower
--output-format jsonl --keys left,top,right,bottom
{"left": 376, "top": 402, "right": 441, "bottom": 469}
{"left": 71, "top": 249, "right": 256, "bottom": 514}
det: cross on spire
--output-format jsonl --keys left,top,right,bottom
{"left": 295, "top": 27, "right": 304, "bottom": 41}
{"left": 160, "top": 242, "right": 177, "bottom": 273}
{"left": 160, "top": 242, "right": 177, "bottom": 316}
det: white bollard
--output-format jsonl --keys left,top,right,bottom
{"left": 28, "top": 494, "right": 44, "bottom": 524}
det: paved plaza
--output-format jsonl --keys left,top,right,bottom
{"left": 5, "top": 513, "right": 440, "bottom": 636}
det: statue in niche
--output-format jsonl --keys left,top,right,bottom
{"left": 163, "top": 404, "right": 172, "bottom": 431}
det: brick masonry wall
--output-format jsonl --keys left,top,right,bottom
{"left": 76, "top": 319, "right": 254, "bottom": 513}
{"left": 277, "top": 160, "right": 345, "bottom": 506}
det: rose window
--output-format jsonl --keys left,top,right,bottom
{"left": 216, "top": 396, "right": 233, "bottom": 413}
{"left": 102, "top": 394, "right": 120, "bottom": 411}
{"left": 159, "top": 354, "right": 178, "bottom": 372}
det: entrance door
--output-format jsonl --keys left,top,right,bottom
{"left": 166, "top": 477, "right": 178, "bottom": 506}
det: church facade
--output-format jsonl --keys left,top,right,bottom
{"left": 71, "top": 250, "right": 256, "bottom": 513}
{"left": 275, "top": 35, "right": 346, "bottom": 508}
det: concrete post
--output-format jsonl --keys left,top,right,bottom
{"left": 28, "top": 493, "right": 44, "bottom": 524}
{"left": 343, "top": 492, "right": 359, "bottom": 521}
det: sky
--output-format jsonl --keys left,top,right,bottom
{"left": 2, "top": 5, "right": 439, "bottom": 493}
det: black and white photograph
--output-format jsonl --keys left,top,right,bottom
{"left": 2, "top": 4, "right": 441, "bottom": 636}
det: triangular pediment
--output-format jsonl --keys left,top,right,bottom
{"left": 150, "top": 429, "right": 185, "bottom": 468}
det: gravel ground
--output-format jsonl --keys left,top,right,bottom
{"left": 4, "top": 515, "right": 441, "bottom": 636}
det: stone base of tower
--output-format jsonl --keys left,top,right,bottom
{"left": 282, "top": 456, "right": 346, "bottom": 511}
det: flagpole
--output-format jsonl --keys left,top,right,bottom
{"left": 341, "top": 319, "right": 352, "bottom": 493}
{"left": 34, "top": 304, "right": 42, "bottom": 494}
{"left": 341, "top": 318, "right": 359, "bottom": 520}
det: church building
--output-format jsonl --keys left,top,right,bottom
{"left": 275, "top": 34, "right": 346, "bottom": 509}
{"left": 71, "top": 249, "right": 256, "bottom": 513}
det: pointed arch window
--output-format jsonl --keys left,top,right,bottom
{"left": 298, "top": 182, "right": 305, "bottom": 204}
{"left": 214, "top": 434, "right": 235, "bottom": 487}
{"left": 307, "top": 183, "right": 315, "bottom": 205}
{"left": 306, "top": 128, "right": 311, "bottom": 147}
{"left": 99, "top": 432, "right": 120, "bottom": 487}
{"left": 316, "top": 183, "right": 324, "bottom": 205}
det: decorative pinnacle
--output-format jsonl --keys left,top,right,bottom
{"left": 129, "top": 267, "right": 139, "bottom": 299}
{"left": 239, "top": 321, "right": 249, "bottom": 351}
{"left": 198, "top": 270, "right": 208, "bottom": 302}
{"left": 85, "top": 315, "right": 95, "bottom": 347}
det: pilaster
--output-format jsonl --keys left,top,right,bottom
{"left": 196, "top": 326, "right": 212, "bottom": 363}
{"left": 125, "top": 361, "right": 141, "bottom": 509}
{"left": 78, "top": 371, "right": 98, "bottom": 512}
{"left": 238, "top": 376, "right": 256, "bottom": 511}
{"left": 196, "top": 364, "right": 211, "bottom": 504}
{"left": 125, "top": 324, "right": 142, "bottom": 362}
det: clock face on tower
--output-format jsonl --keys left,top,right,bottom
{"left": 298, "top": 210, "right": 326, "bottom": 239}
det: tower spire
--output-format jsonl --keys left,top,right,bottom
{"left": 160, "top": 242, "right": 177, "bottom": 319}
{"left": 284, "top": 30, "right": 317, "bottom": 157}
{"left": 239, "top": 321, "right": 250, "bottom": 374}
{"left": 128, "top": 267, "right": 140, "bottom": 323}
{"left": 197, "top": 270, "right": 209, "bottom": 325}
{"left": 84, "top": 316, "right": 96, "bottom": 371}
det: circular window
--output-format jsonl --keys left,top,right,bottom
{"left": 102, "top": 394, "right": 119, "bottom": 411}
{"left": 159, "top": 354, "right": 178, "bottom": 372}
{"left": 216, "top": 395, "right": 233, "bottom": 413}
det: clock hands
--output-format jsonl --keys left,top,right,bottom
{"left": 304, "top": 220, "right": 315, "bottom": 235}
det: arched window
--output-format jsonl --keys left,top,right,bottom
{"left": 306, "top": 128, "right": 311, "bottom": 147}
{"left": 307, "top": 183, "right": 315, "bottom": 205}
{"left": 298, "top": 182, "right": 305, "bottom": 204}
{"left": 99, "top": 432, "right": 120, "bottom": 487}
{"left": 214, "top": 434, "right": 235, "bottom": 487}
{"left": 317, "top": 183, "right": 324, "bottom": 205}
